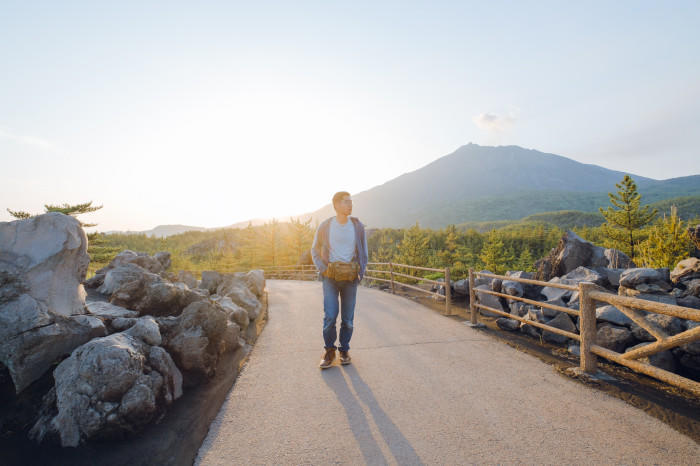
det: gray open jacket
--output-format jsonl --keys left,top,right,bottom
{"left": 311, "top": 216, "right": 369, "bottom": 279}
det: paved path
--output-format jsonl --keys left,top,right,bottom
{"left": 196, "top": 280, "right": 699, "bottom": 465}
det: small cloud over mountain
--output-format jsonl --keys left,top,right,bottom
{"left": 472, "top": 109, "right": 518, "bottom": 132}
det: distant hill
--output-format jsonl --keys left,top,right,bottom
{"left": 307, "top": 144, "right": 700, "bottom": 228}
{"left": 454, "top": 195, "right": 700, "bottom": 232}
{"left": 105, "top": 224, "right": 209, "bottom": 237}
{"left": 106, "top": 218, "right": 282, "bottom": 237}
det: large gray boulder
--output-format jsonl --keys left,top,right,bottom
{"left": 244, "top": 270, "right": 265, "bottom": 297}
{"left": 453, "top": 279, "right": 469, "bottom": 297}
{"left": 97, "top": 263, "right": 149, "bottom": 296}
{"left": 535, "top": 231, "right": 633, "bottom": 281}
{"left": 496, "top": 318, "right": 520, "bottom": 331}
{"left": 474, "top": 270, "right": 495, "bottom": 287}
{"left": 1, "top": 213, "right": 88, "bottom": 316}
{"left": 542, "top": 312, "right": 577, "bottom": 345}
{"left": 625, "top": 342, "right": 677, "bottom": 373}
{"left": 158, "top": 301, "right": 240, "bottom": 386}
{"left": 670, "top": 258, "right": 700, "bottom": 284}
{"left": 674, "top": 320, "right": 700, "bottom": 376}
{"left": 217, "top": 276, "right": 262, "bottom": 320}
{"left": 596, "top": 268, "right": 625, "bottom": 288}
{"left": 213, "top": 296, "right": 250, "bottom": 332}
{"left": 86, "top": 301, "right": 138, "bottom": 320}
{"left": 505, "top": 271, "right": 541, "bottom": 298}
{"left": 200, "top": 271, "right": 223, "bottom": 294}
{"left": 685, "top": 279, "right": 700, "bottom": 298}
{"left": 630, "top": 313, "right": 683, "bottom": 342}
{"left": 108, "top": 270, "right": 203, "bottom": 317}
{"left": 678, "top": 295, "right": 700, "bottom": 309}
{"left": 29, "top": 318, "right": 182, "bottom": 447}
{"left": 561, "top": 266, "right": 607, "bottom": 287}
{"left": 541, "top": 277, "right": 576, "bottom": 302}
{"left": 596, "top": 324, "right": 635, "bottom": 353}
{"left": 619, "top": 268, "right": 671, "bottom": 290}
{"left": 474, "top": 284, "right": 505, "bottom": 317}
{"left": 596, "top": 305, "right": 633, "bottom": 327}
{"left": 501, "top": 280, "right": 523, "bottom": 297}
{"left": 177, "top": 270, "right": 198, "bottom": 289}
{"left": 0, "top": 213, "right": 107, "bottom": 393}
{"left": 154, "top": 252, "right": 171, "bottom": 271}
{"left": 86, "top": 301, "right": 138, "bottom": 333}
{"left": 87, "top": 250, "right": 172, "bottom": 289}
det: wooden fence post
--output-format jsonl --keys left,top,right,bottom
{"left": 579, "top": 282, "right": 598, "bottom": 373}
{"left": 468, "top": 268, "right": 477, "bottom": 325}
{"left": 389, "top": 262, "right": 395, "bottom": 294}
{"left": 444, "top": 267, "right": 451, "bottom": 315}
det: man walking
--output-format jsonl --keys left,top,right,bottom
{"left": 311, "top": 191, "right": 368, "bottom": 369}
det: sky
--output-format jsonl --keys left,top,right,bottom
{"left": 1, "top": 1, "right": 699, "bottom": 232}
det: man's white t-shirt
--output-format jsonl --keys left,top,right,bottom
{"left": 328, "top": 218, "right": 356, "bottom": 263}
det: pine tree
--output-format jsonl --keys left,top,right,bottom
{"left": 517, "top": 247, "right": 535, "bottom": 272}
{"left": 599, "top": 175, "right": 657, "bottom": 259}
{"left": 439, "top": 224, "right": 459, "bottom": 266}
{"left": 637, "top": 206, "right": 692, "bottom": 269}
{"left": 479, "top": 230, "right": 514, "bottom": 274}
{"left": 286, "top": 217, "right": 314, "bottom": 264}
{"left": 396, "top": 223, "right": 430, "bottom": 267}
{"left": 7, "top": 201, "right": 103, "bottom": 227}
{"left": 239, "top": 222, "right": 259, "bottom": 268}
{"left": 260, "top": 219, "right": 281, "bottom": 267}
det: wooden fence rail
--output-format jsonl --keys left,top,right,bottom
{"left": 258, "top": 262, "right": 453, "bottom": 315}
{"left": 365, "top": 262, "right": 452, "bottom": 315}
{"left": 469, "top": 269, "right": 700, "bottom": 397}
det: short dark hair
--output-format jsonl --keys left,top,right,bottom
{"left": 332, "top": 191, "right": 351, "bottom": 208}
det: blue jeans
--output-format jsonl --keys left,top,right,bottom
{"left": 322, "top": 276, "right": 358, "bottom": 352}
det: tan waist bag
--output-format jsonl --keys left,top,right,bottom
{"left": 327, "top": 261, "right": 359, "bottom": 281}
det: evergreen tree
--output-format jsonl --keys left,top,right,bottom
{"left": 239, "top": 222, "right": 259, "bottom": 268}
{"left": 7, "top": 201, "right": 103, "bottom": 227}
{"left": 517, "top": 247, "right": 535, "bottom": 272}
{"left": 599, "top": 175, "right": 657, "bottom": 259}
{"left": 637, "top": 206, "right": 692, "bottom": 269}
{"left": 396, "top": 223, "right": 430, "bottom": 266}
{"left": 260, "top": 219, "right": 281, "bottom": 266}
{"left": 86, "top": 232, "right": 121, "bottom": 265}
{"left": 370, "top": 230, "right": 397, "bottom": 263}
{"left": 438, "top": 224, "right": 459, "bottom": 266}
{"left": 286, "top": 217, "right": 314, "bottom": 264}
{"left": 479, "top": 230, "right": 514, "bottom": 274}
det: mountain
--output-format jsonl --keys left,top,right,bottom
{"left": 308, "top": 144, "right": 700, "bottom": 228}
{"left": 455, "top": 195, "right": 700, "bottom": 232}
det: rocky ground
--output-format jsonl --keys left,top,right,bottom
{"left": 0, "top": 213, "right": 269, "bottom": 464}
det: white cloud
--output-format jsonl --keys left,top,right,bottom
{"left": 0, "top": 126, "right": 53, "bottom": 150}
{"left": 472, "top": 109, "right": 518, "bottom": 132}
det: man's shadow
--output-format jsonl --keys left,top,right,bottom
{"left": 322, "top": 365, "right": 424, "bottom": 466}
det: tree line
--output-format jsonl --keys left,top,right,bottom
{"left": 8, "top": 175, "right": 698, "bottom": 280}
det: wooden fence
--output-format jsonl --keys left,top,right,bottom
{"left": 469, "top": 269, "right": 700, "bottom": 397}
{"left": 364, "top": 262, "right": 452, "bottom": 315}
{"left": 257, "top": 262, "right": 452, "bottom": 314}
{"left": 260, "top": 264, "right": 318, "bottom": 280}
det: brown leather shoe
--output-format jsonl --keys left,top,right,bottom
{"left": 319, "top": 348, "right": 335, "bottom": 369}
{"left": 339, "top": 351, "right": 352, "bottom": 365}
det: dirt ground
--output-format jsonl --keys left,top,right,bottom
{"left": 369, "top": 282, "right": 700, "bottom": 444}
